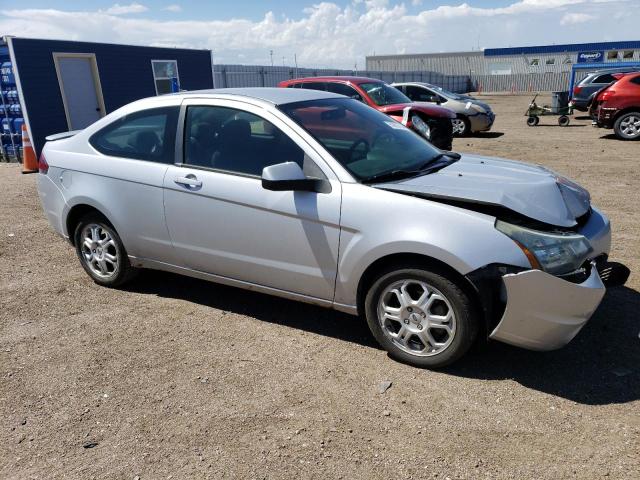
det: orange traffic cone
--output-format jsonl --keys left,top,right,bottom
{"left": 21, "top": 124, "right": 38, "bottom": 174}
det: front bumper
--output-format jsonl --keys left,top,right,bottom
{"left": 489, "top": 264, "right": 605, "bottom": 351}
{"left": 468, "top": 111, "right": 495, "bottom": 132}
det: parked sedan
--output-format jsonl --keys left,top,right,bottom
{"left": 38, "top": 88, "right": 626, "bottom": 368}
{"left": 592, "top": 72, "right": 640, "bottom": 140}
{"left": 392, "top": 82, "right": 495, "bottom": 136}
{"left": 278, "top": 76, "right": 455, "bottom": 150}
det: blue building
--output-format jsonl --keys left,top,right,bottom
{"left": 1, "top": 36, "right": 214, "bottom": 159}
{"left": 366, "top": 41, "right": 640, "bottom": 93}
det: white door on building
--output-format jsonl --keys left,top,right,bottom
{"left": 54, "top": 54, "right": 105, "bottom": 130}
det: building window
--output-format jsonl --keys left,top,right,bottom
{"left": 545, "top": 58, "right": 556, "bottom": 65}
{"left": 151, "top": 60, "right": 180, "bottom": 95}
{"left": 607, "top": 51, "right": 619, "bottom": 60}
{"left": 529, "top": 59, "right": 540, "bottom": 66}
{"left": 623, "top": 50, "right": 634, "bottom": 59}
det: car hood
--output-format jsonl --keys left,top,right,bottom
{"left": 378, "top": 102, "right": 456, "bottom": 119}
{"left": 375, "top": 154, "right": 591, "bottom": 228}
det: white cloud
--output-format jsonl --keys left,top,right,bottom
{"left": 560, "top": 12, "right": 596, "bottom": 24}
{"left": 163, "top": 4, "right": 182, "bottom": 13}
{"left": 0, "top": 1, "right": 636, "bottom": 68}
{"left": 103, "top": 3, "right": 148, "bottom": 15}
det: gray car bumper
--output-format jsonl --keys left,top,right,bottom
{"left": 489, "top": 264, "right": 605, "bottom": 351}
{"left": 468, "top": 112, "right": 494, "bottom": 132}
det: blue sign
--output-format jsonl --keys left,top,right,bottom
{"left": 577, "top": 51, "right": 604, "bottom": 63}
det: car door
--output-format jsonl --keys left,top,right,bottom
{"left": 162, "top": 99, "right": 342, "bottom": 301}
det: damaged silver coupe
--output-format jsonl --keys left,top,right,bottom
{"left": 37, "top": 88, "right": 628, "bottom": 368}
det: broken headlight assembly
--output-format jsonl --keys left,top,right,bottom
{"left": 495, "top": 220, "right": 593, "bottom": 276}
{"left": 411, "top": 115, "right": 431, "bottom": 140}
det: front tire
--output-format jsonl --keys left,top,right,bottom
{"left": 74, "top": 213, "right": 137, "bottom": 287}
{"left": 451, "top": 115, "right": 470, "bottom": 136}
{"left": 613, "top": 112, "right": 640, "bottom": 140}
{"left": 364, "top": 267, "right": 478, "bottom": 368}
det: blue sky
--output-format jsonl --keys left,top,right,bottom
{"left": 1, "top": 1, "right": 638, "bottom": 68}
{"left": 8, "top": 1, "right": 520, "bottom": 20}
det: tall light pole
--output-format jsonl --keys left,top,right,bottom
{"left": 270, "top": 50, "right": 274, "bottom": 67}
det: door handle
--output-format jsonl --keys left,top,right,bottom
{"left": 174, "top": 175, "right": 202, "bottom": 188}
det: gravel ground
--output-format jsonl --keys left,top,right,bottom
{"left": 1, "top": 94, "right": 639, "bottom": 479}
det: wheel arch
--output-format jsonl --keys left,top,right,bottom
{"left": 65, "top": 203, "right": 113, "bottom": 246}
{"left": 355, "top": 252, "right": 483, "bottom": 321}
{"left": 613, "top": 107, "right": 640, "bottom": 122}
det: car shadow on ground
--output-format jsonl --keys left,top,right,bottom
{"left": 471, "top": 132, "right": 504, "bottom": 139}
{"left": 124, "top": 271, "right": 639, "bottom": 406}
{"left": 447, "top": 285, "right": 640, "bottom": 406}
{"left": 125, "top": 270, "right": 379, "bottom": 349}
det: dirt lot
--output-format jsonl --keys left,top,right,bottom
{"left": 1, "top": 94, "right": 639, "bottom": 479}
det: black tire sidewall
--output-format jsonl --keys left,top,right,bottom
{"left": 527, "top": 116, "right": 538, "bottom": 126}
{"left": 364, "top": 268, "right": 478, "bottom": 368}
{"left": 74, "top": 214, "right": 133, "bottom": 287}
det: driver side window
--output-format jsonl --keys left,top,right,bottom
{"left": 405, "top": 86, "right": 439, "bottom": 103}
{"left": 184, "top": 105, "right": 325, "bottom": 179}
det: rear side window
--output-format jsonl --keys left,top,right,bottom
{"left": 631, "top": 76, "right": 640, "bottom": 86}
{"left": 300, "top": 82, "right": 327, "bottom": 91}
{"left": 90, "top": 107, "right": 179, "bottom": 163}
{"left": 594, "top": 74, "right": 615, "bottom": 84}
{"left": 326, "top": 83, "right": 363, "bottom": 101}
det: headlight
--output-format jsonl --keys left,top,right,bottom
{"left": 496, "top": 220, "right": 593, "bottom": 275}
{"left": 471, "top": 103, "right": 487, "bottom": 114}
{"left": 411, "top": 115, "right": 431, "bottom": 139}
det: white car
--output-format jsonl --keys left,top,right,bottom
{"left": 36, "top": 88, "right": 627, "bottom": 368}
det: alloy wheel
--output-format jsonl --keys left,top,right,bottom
{"left": 80, "top": 223, "right": 119, "bottom": 279}
{"left": 619, "top": 114, "right": 640, "bottom": 139}
{"left": 452, "top": 118, "right": 467, "bottom": 135}
{"left": 377, "top": 279, "right": 457, "bottom": 357}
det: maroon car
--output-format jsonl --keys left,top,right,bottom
{"left": 278, "top": 76, "right": 456, "bottom": 150}
{"left": 591, "top": 72, "right": 640, "bottom": 140}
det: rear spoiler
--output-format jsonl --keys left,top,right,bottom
{"left": 45, "top": 130, "right": 81, "bottom": 142}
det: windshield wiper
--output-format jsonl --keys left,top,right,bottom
{"left": 362, "top": 152, "right": 461, "bottom": 184}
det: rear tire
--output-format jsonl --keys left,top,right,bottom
{"left": 527, "top": 116, "right": 539, "bottom": 126}
{"left": 558, "top": 115, "right": 570, "bottom": 127}
{"left": 73, "top": 213, "right": 138, "bottom": 287}
{"left": 364, "top": 267, "right": 478, "bottom": 368}
{"left": 613, "top": 112, "right": 640, "bottom": 140}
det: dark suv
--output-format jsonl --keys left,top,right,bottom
{"left": 571, "top": 68, "right": 640, "bottom": 112}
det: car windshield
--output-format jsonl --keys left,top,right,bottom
{"left": 359, "top": 82, "right": 412, "bottom": 106}
{"left": 279, "top": 98, "right": 441, "bottom": 182}
{"left": 429, "top": 85, "right": 462, "bottom": 100}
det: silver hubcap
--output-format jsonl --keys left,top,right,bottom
{"left": 81, "top": 224, "right": 119, "bottom": 279}
{"left": 620, "top": 115, "right": 640, "bottom": 138}
{"left": 377, "top": 279, "right": 456, "bottom": 357}
{"left": 452, "top": 118, "right": 466, "bottom": 134}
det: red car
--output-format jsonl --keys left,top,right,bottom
{"left": 592, "top": 72, "right": 640, "bottom": 140}
{"left": 278, "top": 76, "right": 456, "bottom": 150}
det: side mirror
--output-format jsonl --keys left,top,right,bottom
{"left": 261, "top": 162, "right": 330, "bottom": 193}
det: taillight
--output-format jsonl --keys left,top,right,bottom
{"left": 573, "top": 86, "right": 582, "bottom": 95}
{"left": 600, "top": 90, "right": 616, "bottom": 101}
{"left": 38, "top": 152, "right": 49, "bottom": 174}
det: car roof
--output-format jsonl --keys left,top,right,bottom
{"left": 284, "top": 76, "right": 383, "bottom": 85}
{"left": 176, "top": 87, "right": 343, "bottom": 105}
{"left": 392, "top": 82, "right": 439, "bottom": 88}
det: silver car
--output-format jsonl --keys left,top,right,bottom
{"left": 37, "top": 88, "right": 624, "bottom": 368}
{"left": 393, "top": 82, "right": 495, "bottom": 136}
